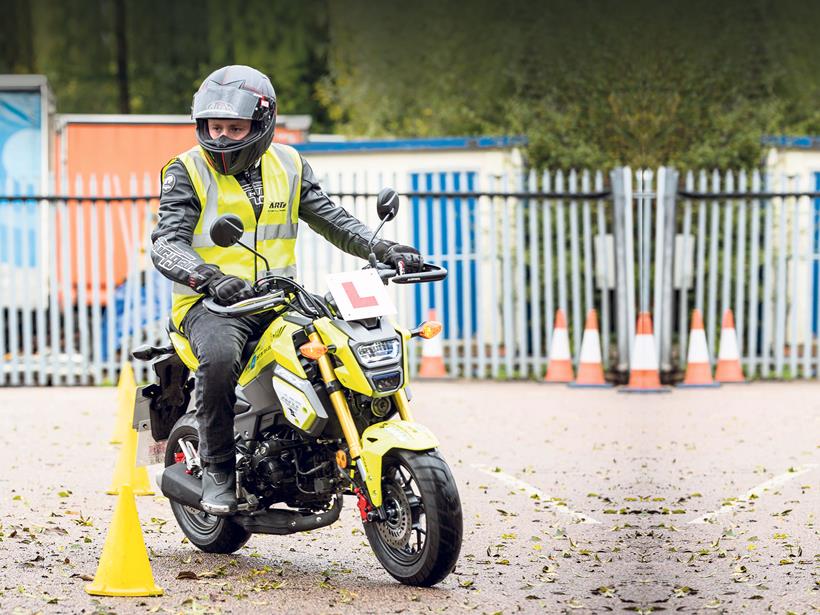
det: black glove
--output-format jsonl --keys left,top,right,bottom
{"left": 189, "top": 264, "right": 255, "bottom": 306}
{"left": 381, "top": 243, "right": 424, "bottom": 275}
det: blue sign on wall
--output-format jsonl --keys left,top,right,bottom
{"left": 0, "top": 91, "right": 42, "bottom": 192}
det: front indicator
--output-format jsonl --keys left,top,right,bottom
{"left": 411, "top": 320, "right": 442, "bottom": 339}
{"left": 300, "top": 341, "right": 328, "bottom": 360}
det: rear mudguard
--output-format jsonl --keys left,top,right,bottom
{"left": 359, "top": 421, "right": 439, "bottom": 507}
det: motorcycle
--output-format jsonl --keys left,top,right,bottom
{"left": 132, "top": 188, "right": 463, "bottom": 587}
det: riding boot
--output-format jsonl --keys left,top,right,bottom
{"left": 200, "top": 457, "right": 237, "bottom": 515}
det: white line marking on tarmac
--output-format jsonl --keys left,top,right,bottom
{"left": 472, "top": 464, "right": 601, "bottom": 524}
{"left": 687, "top": 463, "right": 819, "bottom": 524}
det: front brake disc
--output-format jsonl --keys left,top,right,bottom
{"left": 376, "top": 481, "right": 413, "bottom": 549}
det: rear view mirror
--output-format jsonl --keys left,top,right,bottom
{"left": 376, "top": 188, "right": 400, "bottom": 221}
{"left": 210, "top": 214, "right": 244, "bottom": 247}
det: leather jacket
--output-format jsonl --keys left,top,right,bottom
{"left": 151, "top": 154, "right": 394, "bottom": 285}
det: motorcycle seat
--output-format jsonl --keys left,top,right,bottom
{"left": 166, "top": 317, "right": 261, "bottom": 368}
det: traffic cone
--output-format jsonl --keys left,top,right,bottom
{"left": 107, "top": 425, "right": 155, "bottom": 496}
{"left": 570, "top": 309, "right": 611, "bottom": 388}
{"left": 110, "top": 362, "right": 137, "bottom": 444}
{"left": 85, "top": 484, "right": 163, "bottom": 597}
{"left": 417, "top": 309, "right": 449, "bottom": 378}
{"left": 620, "top": 312, "right": 669, "bottom": 393}
{"left": 715, "top": 309, "right": 745, "bottom": 383}
{"left": 544, "top": 309, "right": 574, "bottom": 383}
{"left": 679, "top": 309, "right": 720, "bottom": 388}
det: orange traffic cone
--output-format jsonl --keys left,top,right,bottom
{"left": 715, "top": 309, "right": 745, "bottom": 383}
{"left": 570, "top": 309, "right": 611, "bottom": 388}
{"left": 417, "top": 309, "right": 449, "bottom": 379}
{"left": 621, "top": 312, "right": 669, "bottom": 393}
{"left": 679, "top": 309, "right": 719, "bottom": 388}
{"left": 544, "top": 309, "right": 574, "bottom": 383}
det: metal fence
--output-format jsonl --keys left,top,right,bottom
{"left": 1, "top": 167, "right": 819, "bottom": 385}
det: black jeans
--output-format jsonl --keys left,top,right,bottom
{"left": 182, "top": 300, "right": 278, "bottom": 464}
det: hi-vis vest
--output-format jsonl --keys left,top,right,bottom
{"left": 167, "top": 143, "right": 303, "bottom": 329}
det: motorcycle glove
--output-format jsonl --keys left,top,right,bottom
{"left": 189, "top": 263, "right": 255, "bottom": 306}
{"left": 381, "top": 243, "right": 424, "bottom": 275}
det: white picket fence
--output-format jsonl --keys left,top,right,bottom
{"left": 1, "top": 167, "right": 819, "bottom": 385}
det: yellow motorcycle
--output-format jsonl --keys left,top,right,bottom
{"left": 135, "top": 189, "right": 462, "bottom": 586}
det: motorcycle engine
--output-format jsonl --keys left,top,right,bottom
{"left": 244, "top": 426, "right": 337, "bottom": 508}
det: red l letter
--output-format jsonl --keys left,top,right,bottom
{"left": 342, "top": 281, "right": 379, "bottom": 308}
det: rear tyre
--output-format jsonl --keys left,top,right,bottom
{"left": 164, "top": 413, "right": 251, "bottom": 554}
{"left": 364, "top": 449, "right": 462, "bottom": 586}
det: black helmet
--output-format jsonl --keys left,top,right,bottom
{"left": 192, "top": 65, "right": 277, "bottom": 175}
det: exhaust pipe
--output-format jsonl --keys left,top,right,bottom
{"left": 157, "top": 463, "right": 203, "bottom": 510}
{"left": 157, "top": 464, "right": 344, "bottom": 534}
{"left": 234, "top": 495, "right": 343, "bottom": 535}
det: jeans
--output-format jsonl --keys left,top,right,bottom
{"left": 182, "top": 300, "right": 279, "bottom": 463}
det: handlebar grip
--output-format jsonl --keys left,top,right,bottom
{"left": 392, "top": 263, "right": 448, "bottom": 284}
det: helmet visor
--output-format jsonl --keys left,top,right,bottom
{"left": 192, "top": 82, "right": 262, "bottom": 120}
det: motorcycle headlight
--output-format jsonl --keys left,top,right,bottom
{"left": 355, "top": 339, "right": 401, "bottom": 366}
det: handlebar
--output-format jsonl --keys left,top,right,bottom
{"left": 202, "top": 289, "right": 286, "bottom": 317}
{"left": 202, "top": 262, "right": 447, "bottom": 318}
{"left": 390, "top": 262, "right": 448, "bottom": 284}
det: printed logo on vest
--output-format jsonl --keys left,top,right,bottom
{"left": 268, "top": 201, "right": 287, "bottom": 210}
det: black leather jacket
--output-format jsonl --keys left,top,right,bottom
{"left": 151, "top": 155, "right": 393, "bottom": 285}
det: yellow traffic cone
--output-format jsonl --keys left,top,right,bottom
{"left": 85, "top": 484, "right": 163, "bottom": 597}
{"left": 107, "top": 426, "right": 154, "bottom": 496}
{"left": 110, "top": 363, "right": 137, "bottom": 445}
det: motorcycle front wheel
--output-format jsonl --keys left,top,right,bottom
{"left": 164, "top": 413, "right": 251, "bottom": 554}
{"left": 364, "top": 449, "right": 463, "bottom": 586}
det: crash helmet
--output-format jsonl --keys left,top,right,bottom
{"left": 192, "top": 65, "right": 277, "bottom": 175}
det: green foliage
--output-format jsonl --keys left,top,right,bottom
{"left": 2, "top": 0, "right": 331, "bottom": 127}
{"left": 322, "top": 0, "right": 819, "bottom": 169}
{"left": 1, "top": 0, "right": 817, "bottom": 168}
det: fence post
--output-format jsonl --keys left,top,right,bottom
{"left": 611, "top": 167, "right": 630, "bottom": 376}
{"left": 662, "top": 168, "right": 678, "bottom": 373}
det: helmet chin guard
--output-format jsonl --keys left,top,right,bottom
{"left": 192, "top": 65, "right": 277, "bottom": 175}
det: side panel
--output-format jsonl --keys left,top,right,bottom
{"left": 239, "top": 316, "right": 306, "bottom": 386}
{"left": 271, "top": 363, "right": 328, "bottom": 436}
{"left": 359, "top": 421, "right": 439, "bottom": 507}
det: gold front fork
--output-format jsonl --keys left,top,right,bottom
{"left": 308, "top": 332, "right": 362, "bottom": 460}
{"left": 393, "top": 389, "right": 414, "bottom": 421}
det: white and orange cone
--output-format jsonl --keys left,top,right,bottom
{"left": 417, "top": 309, "right": 449, "bottom": 379}
{"left": 715, "top": 309, "right": 745, "bottom": 383}
{"left": 570, "top": 309, "right": 611, "bottom": 388}
{"left": 679, "top": 309, "right": 719, "bottom": 388}
{"left": 544, "top": 309, "right": 574, "bottom": 383}
{"left": 621, "top": 311, "right": 669, "bottom": 393}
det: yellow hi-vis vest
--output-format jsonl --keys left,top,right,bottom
{"left": 166, "top": 143, "right": 303, "bottom": 330}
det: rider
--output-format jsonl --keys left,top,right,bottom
{"left": 150, "top": 65, "right": 423, "bottom": 515}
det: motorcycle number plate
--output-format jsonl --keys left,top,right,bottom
{"left": 136, "top": 430, "right": 167, "bottom": 467}
{"left": 326, "top": 269, "right": 396, "bottom": 320}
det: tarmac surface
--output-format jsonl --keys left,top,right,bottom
{"left": 0, "top": 381, "right": 818, "bottom": 614}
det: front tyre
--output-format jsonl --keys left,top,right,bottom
{"left": 364, "top": 449, "right": 462, "bottom": 586}
{"left": 164, "top": 413, "right": 251, "bottom": 554}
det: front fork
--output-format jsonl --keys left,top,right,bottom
{"left": 307, "top": 330, "right": 412, "bottom": 518}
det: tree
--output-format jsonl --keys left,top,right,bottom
{"left": 321, "top": 0, "right": 820, "bottom": 169}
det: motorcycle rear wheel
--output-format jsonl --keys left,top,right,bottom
{"left": 364, "top": 449, "right": 462, "bottom": 586}
{"left": 164, "top": 413, "right": 251, "bottom": 554}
